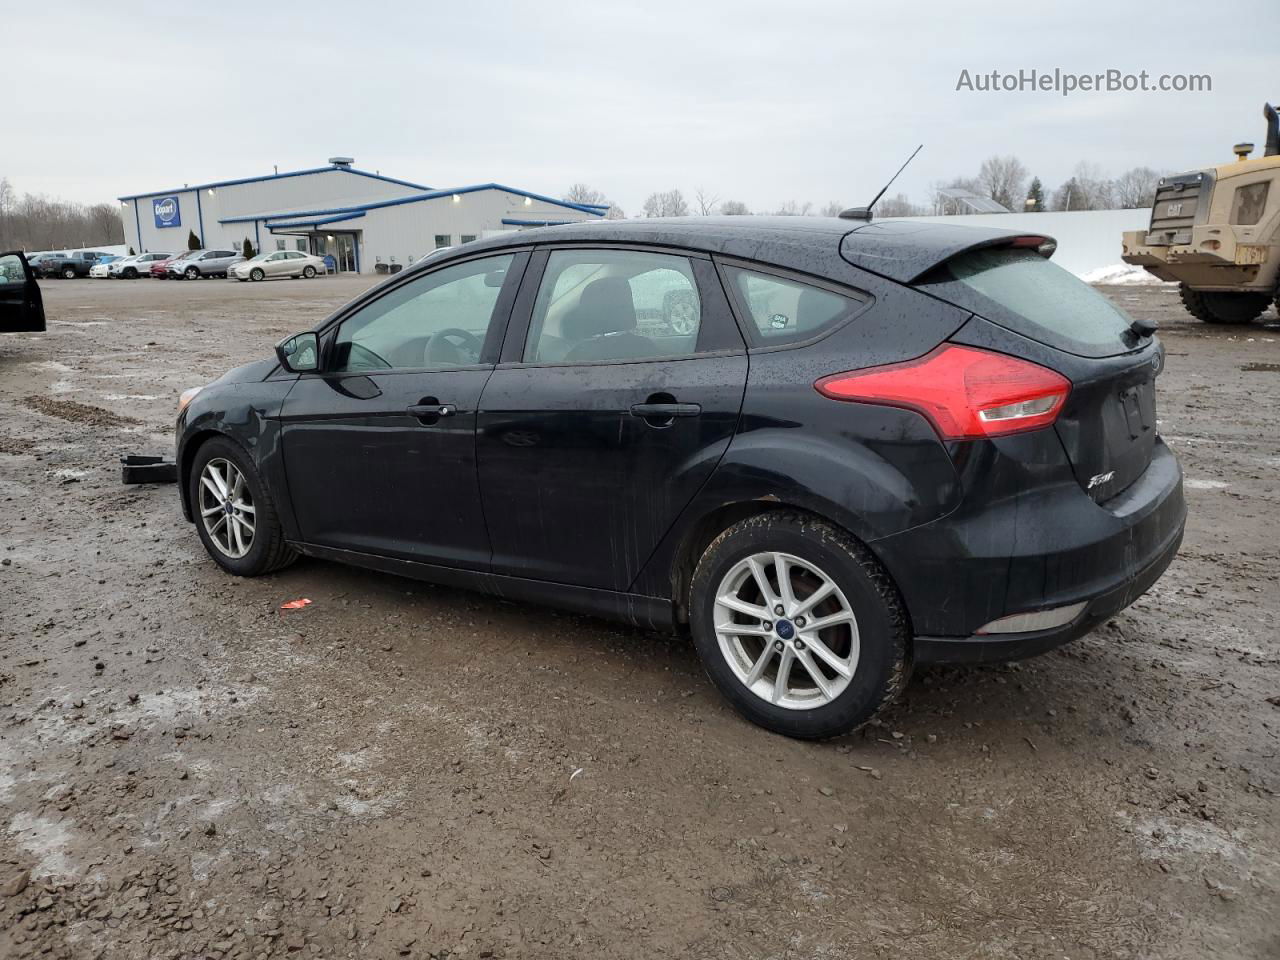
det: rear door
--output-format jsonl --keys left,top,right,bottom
{"left": 279, "top": 251, "right": 526, "bottom": 568}
{"left": 476, "top": 246, "right": 748, "bottom": 591}
{"left": 0, "top": 252, "right": 45, "bottom": 332}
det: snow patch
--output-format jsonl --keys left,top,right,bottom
{"left": 7, "top": 812, "right": 78, "bottom": 878}
{"left": 1082, "top": 263, "right": 1170, "bottom": 285}
{"left": 1184, "top": 478, "right": 1229, "bottom": 491}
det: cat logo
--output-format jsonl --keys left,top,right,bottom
{"left": 1087, "top": 471, "right": 1115, "bottom": 490}
{"left": 1166, "top": 202, "right": 1183, "bottom": 216}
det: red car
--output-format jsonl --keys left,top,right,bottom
{"left": 151, "top": 252, "right": 192, "bottom": 278}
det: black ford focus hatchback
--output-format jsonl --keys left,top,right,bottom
{"left": 176, "top": 217, "right": 1185, "bottom": 739}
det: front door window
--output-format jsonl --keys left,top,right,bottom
{"left": 333, "top": 254, "right": 515, "bottom": 371}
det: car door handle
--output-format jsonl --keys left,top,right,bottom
{"left": 407, "top": 402, "right": 456, "bottom": 420}
{"left": 629, "top": 402, "right": 701, "bottom": 419}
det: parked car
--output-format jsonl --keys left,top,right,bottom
{"left": 229, "top": 250, "right": 326, "bottom": 282}
{"left": 37, "top": 250, "right": 112, "bottom": 279}
{"left": 167, "top": 249, "right": 243, "bottom": 280}
{"left": 25, "top": 253, "right": 65, "bottom": 277}
{"left": 110, "top": 252, "right": 172, "bottom": 279}
{"left": 152, "top": 251, "right": 196, "bottom": 279}
{"left": 174, "top": 217, "right": 1186, "bottom": 739}
{"left": 0, "top": 250, "right": 45, "bottom": 333}
{"left": 88, "top": 255, "right": 124, "bottom": 278}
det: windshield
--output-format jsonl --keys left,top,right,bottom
{"left": 249, "top": 253, "right": 273, "bottom": 261}
{"left": 919, "top": 247, "right": 1137, "bottom": 358}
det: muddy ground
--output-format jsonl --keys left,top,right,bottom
{"left": 1, "top": 275, "right": 1277, "bottom": 960}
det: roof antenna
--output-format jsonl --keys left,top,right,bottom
{"left": 839, "top": 144, "right": 923, "bottom": 221}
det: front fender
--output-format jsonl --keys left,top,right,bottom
{"left": 176, "top": 380, "right": 296, "bottom": 532}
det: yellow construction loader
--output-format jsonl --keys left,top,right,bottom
{"left": 1122, "top": 104, "right": 1280, "bottom": 324}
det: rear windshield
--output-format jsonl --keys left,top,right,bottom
{"left": 920, "top": 247, "right": 1136, "bottom": 357}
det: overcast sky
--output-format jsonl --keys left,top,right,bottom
{"left": 4, "top": 1, "right": 1277, "bottom": 214}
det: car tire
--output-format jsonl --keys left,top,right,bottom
{"left": 250, "top": 268, "right": 265, "bottom": 282}
{"left": 123, "top": 267, "right": 137, "bottom": 279}
{"left": 62, "top": 266, "right": 76, "bottom": 279}
{"left": 1179, "top": 284, "right": 1270, "bottom": 325}
{"left": 303, "top": 266, "right": 316, "bottom": 279}
{"left": 184, "top": 266, "right": 200, "bottom": 280}
{"left": 189, "top": 436, "right": 297, "bottom": 577}
{"left": 689, "top": 511, "right": 910, "bottom": 740}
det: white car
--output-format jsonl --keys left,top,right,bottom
{"left": 88, "top": 259, "right": 118, "bottom": 278}
{"left": 109, "top": 252, "right": 173, "bottom": 279}
{"left": 230, "top": 250, "right": 327, "bottom": 282}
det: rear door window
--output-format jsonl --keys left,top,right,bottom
{"left": 524, "top": 249, "right": 705, "bottom": 363}
{"left": 921, "top": 247, "right": 1135, "bottom": 357}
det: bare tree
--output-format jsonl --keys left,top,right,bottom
{"left": 1112, "top": 167, "right": 1163, "bottom": 208}
{"left": 642, "top": 189, "right": 689, "bottom": 218}
{"left": 1052, "top": 162, "right": 1116, "bottom": 210}
{"left": 0, "top": 179, "right": 125, "bottom": 251}
{"left": 720, "top": 200, "right": 750, "bottom": 216}
{"left": 564, "top": 183, "right": 625, "bottom": 219}
{"left": 978, "top": 155, "right": 1029, "bottom": 211}
{"left": 876, "top": 192, "right": 925, "bottom": 217}
{"left": 819, "top": 201, "right": 844, "bottom": 218}
{"left": 694, "top": 188, "right": 721, "bottom": 216}
{"left": 773, "top": 200, "right": 813, "bottom": 216}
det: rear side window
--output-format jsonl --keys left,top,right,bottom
{"left": 723, "top": 267, "right": 865, "bottom": 346}
{"left": 926, "top": 247, "right": 1134, "bottom": 358}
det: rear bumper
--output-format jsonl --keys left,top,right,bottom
{"left": 872, "top": 438, "right": 1186, "bottom": 664}
{"left": 914, "top": 514, "right": 1183, "bottom": 664}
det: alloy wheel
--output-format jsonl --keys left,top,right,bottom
{"left": 198, "top": 458, "right": 255, "bottom": 559}
{"left": 668, "top": 301, "right": 698, "bottom": 336}
{"left": 713, "top": 551, "right": 859, "bottom": 710}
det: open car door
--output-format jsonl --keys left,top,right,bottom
{"left": 0, "top": 251, "right": 46, "bottom": 333}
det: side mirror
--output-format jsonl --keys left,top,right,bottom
{"left": 276, "top": 332, "right": 320, "bottom": 373}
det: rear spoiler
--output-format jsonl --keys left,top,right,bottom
{"left": 839, "top": 220, "right": 1057, "bottom": 284}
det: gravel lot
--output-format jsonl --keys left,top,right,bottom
{"left": 1, "top": 275, "right": 1277, "bottom": 959}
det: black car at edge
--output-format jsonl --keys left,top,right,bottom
{"left": 170, "top": 217, "right": 1186, "bottom": 739}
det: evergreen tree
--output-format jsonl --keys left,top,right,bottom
{"left": 242, "top": 237, "right": 255, "bottom": 259}
{"left": 1026, "top": 177, "right": 1045, "bottom": 211}
{"left": 127, "top": 246, "right": 136, "bottom": 256}
{"left": 187, "top": 229, "right": 201, "bottom": 250}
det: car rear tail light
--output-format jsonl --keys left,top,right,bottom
{"left": 814, "top": 344, "right": 1071, "bottom": 440}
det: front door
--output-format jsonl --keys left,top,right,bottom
{"left": 0, "top": 252, "right": 45, "bottom": 333}
{"left": 477, "top": 247, "right": 748, "bottom": 591}
{"left": 280, "top": 251, "right": 526, "bottom": 568}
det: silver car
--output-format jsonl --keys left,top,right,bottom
{"left": 168, "top": 249, "right": 244, "bottom": 280}
{"left": 229, "top": 250, "right": 327, "bottom": 282}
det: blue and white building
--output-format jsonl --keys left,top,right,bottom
{"left": 117, "top": 158, "right": 607, "bottom": 273}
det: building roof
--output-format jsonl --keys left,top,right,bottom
{"left": 217, "top": 183, "right": 608, "bottom": 226}
{"left": 117, "top": 164, "right": 432, "bottom": 201}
